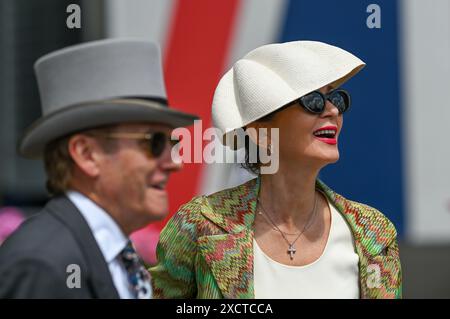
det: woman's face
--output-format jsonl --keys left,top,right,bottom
{"left": 267, "top": 85, "right": 343, "bottom": 169}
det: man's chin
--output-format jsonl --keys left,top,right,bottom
{"left": 143, "top": 190, "right": 170, "bottom": 219}
{"left": 143, "top": 204, "right": 169, "bottom": 221}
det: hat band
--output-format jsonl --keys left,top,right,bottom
{"left": 122, "top": 96, "right": 168, "bottom": 107}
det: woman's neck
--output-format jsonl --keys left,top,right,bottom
{"left": 258, "top": 163, "right": 321, "bottom": 229}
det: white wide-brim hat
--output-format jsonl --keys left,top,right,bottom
{"left": 19, "top": 38, "right": 199, "bottom": 159}
{"left": 212, "top": 40, "right": 365, "bottom": 148}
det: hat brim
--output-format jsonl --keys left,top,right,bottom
{"left": 19, "top": 98, "right": 199, "bottom": 159}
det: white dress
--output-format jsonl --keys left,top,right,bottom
{"left": 253, "top": 197, "right": 360, "bottom": 299}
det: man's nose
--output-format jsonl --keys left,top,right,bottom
{"left": 159, "top": 144, "right": 183, "bottom": 172}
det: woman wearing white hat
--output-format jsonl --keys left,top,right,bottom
{"left": 151, "top": 41, "right": 402, "bottom": 299}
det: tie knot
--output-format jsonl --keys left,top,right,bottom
{"left": 120, "top": 241, "right": 139, "bottom": 264}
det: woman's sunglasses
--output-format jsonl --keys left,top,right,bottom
{"left": 295, "top": 89, "right": 351, "bottom": 115}
{"left": 90, "top": 131, "right": 179, "bottom": 158}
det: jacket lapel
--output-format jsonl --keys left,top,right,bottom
{"left": 198, "top": 178, "right": 260, "bottom": 298}
{"left": 197, "top": 230, "right": 254, "bottom": 298}
{"left": 316, "top": 180, "right": 399, "bottom": 298}
{"left": 46, "top": 196, "right": 120, "bottom": 299}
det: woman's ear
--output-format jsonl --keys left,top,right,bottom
{"left": 68, "top": 134, "right": 102, "bottom": 178}
{"left": 245, "top": 122, "right": 271, "bottom": 149}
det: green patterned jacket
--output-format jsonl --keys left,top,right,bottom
{"left": 150, "top": 178, "right": 402, "bottom": 299}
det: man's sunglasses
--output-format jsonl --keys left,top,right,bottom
{"left": 293, "top": 89, "right": 351, "bottom": 115}
{"left": 91, "top": 132, "right": 179, "bottom": 158}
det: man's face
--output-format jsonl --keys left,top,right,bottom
{"left": 94, "top": 123, "right": 181, "bottom": 233}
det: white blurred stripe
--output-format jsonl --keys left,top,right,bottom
{"left": 104, "top": 0, "right": 174, "bottom": 55}
{"left": 200, "top": 0, "right": 289, "bottom": 195}
{"left": 401, "top": 0, "right": 450, "bottom": 243}
{"left": 226, "top": 0, "right": 289, "bottom": 67}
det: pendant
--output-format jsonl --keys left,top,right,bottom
{"left": 287, "top": 244, "right": 296, "bottom": 260}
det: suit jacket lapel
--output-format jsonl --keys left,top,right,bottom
{"left": 198, "top": 178, "right": 260, "bottom": 298}
{"left": 46, "top": 196, "right": 120, "bottom": 299}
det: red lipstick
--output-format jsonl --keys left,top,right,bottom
{"left": 313, "top": 125, "right": 338, "bottom": 145}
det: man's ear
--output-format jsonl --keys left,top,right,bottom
{"left": 68, "top": 134, "right": 102, "bottom": 178}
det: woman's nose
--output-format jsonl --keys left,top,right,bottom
{"left": 321, "top": 99, "right": 340, "bottom": 117}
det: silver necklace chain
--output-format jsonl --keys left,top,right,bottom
{"left": 258, "top": 211, "right": 301, "bottom": 236}
{"left": 257, "top": 191, "right": 318, "bottom": 260}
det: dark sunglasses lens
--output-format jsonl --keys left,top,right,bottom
{"left": 150, "top": 132, "right": 167, "bottom": 157}
{"left": 300, "top": 92, "right": 325, "bottom": 113}
{"left": 329, "top": 90, "right": 350, "bottom": 113}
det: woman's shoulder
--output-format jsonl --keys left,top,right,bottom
{"left": 318, "top": 179, "right": 398, "bottom": 250}
{"left": 169, "top": 178, "right": 258, "bottom": 233}
{"left": 344, "top": 198, "right": 397, "bottom": 236}
{"left": 178, "top": 177, "right": 257, "bottom": 210}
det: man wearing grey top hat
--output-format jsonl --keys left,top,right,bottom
{"left": 0, "top": 39, "right": 198, "bottom": 298}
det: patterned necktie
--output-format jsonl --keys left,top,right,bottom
{"left": 119, "top": 241, "right": 152, "bottom": 299}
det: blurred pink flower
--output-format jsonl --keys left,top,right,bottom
{"left": 0, "top": 207, "right": 25, "bottom": 243}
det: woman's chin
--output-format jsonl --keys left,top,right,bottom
{"left": 315, "top": 152, "right": 340, "bottom": 165}
{"left": 327, "top": 157, "right": 339, "bottom": 164}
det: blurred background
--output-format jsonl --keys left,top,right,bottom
{"left": 0, "top": 0, "right": 449, "bottom": 298}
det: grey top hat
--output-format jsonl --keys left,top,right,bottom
{"left": 19, "top": 38, "right": 199, "bottom": 158}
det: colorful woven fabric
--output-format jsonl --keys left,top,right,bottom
{"left": 150, "top": 178, "right": 402, "bottom": 299}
